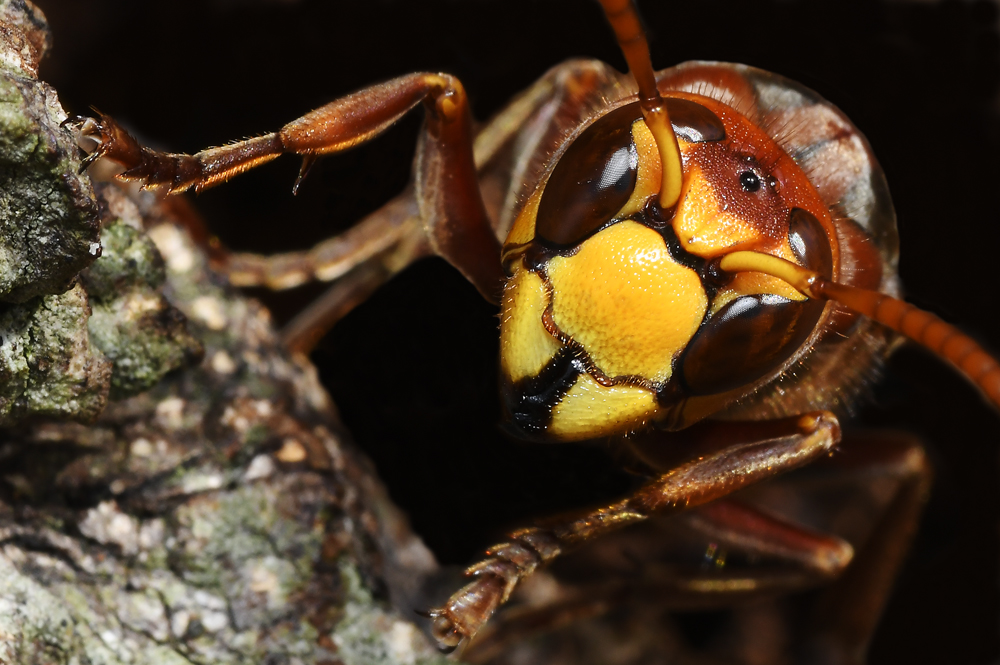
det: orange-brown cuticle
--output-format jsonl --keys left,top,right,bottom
{"left": 433, "top": 574, "right": 506, "bottom": 648}
{"left": 668, "top": 95, "right": 837, "bottom": 274}
{"left": 431, "top": 616, "right": 463, "bottom": 650}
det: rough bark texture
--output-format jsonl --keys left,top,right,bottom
{"left": 0, "top": 0, "right": 97, "bottom": 305}
{"left": 0, "top": 3, "right": 448, "bottom": 663}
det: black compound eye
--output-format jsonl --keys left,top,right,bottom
{"left": 787, "top": 208, "right": 833, "bottom": 277}
{"left": 535, "top": 104, "right": 641, "bottom": 247}
{"left": 739, "top": 170, "right": 761, "bottom": 192}
{"left": 680, "top": 293, "right": 826, "bottom": 395}
{"left": 534, "top": 99, "right": 726, "bottom": 248}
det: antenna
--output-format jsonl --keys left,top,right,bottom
{"left": 598, "top": 0, "right": 684, "bottom": 209}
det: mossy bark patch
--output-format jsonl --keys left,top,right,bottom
{"left": 0, "top": 282, "right": 110, "bottom": 423}
{"left": 0, "top": 2, "right": 446, "bottom": 663}
{"left": 84, "top": 186, "right": 203, "bottom": 399}
{"left": 0, "top": 67, "right": 99, "bottom": 303}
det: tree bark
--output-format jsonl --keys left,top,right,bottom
{"left": 0, "top": 3, "right": 446, "bottom": 663}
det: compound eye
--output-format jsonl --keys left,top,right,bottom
{"left": 535, "top": 104, "right": 641, "bottom": 247}
{"left": 680, "top": 206, "right": 833, "bottom": 395}
{"left": 787, "top": 207, "right": 833, "bottom": 277}
{"left": 680, "top": 293, "right": 826, "bottom": 395}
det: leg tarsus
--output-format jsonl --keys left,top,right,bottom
{"left": 425, "top": 411, "right": 841, "bottom": 650}
{"left": 64, "top": 112, "right": 283, "bottom": 193}
{"left": 68, "top": 72, "right": 506, "bottom": 301}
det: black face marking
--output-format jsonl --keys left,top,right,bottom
{"left": 502, "top": 348, "right": 584, "bottom": 439}
{"left": 739, "top": 170, "right": 761, "bottom": 192}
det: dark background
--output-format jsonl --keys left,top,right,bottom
{"left": 31, "top": 0, "right": 1000, "bottom": 662}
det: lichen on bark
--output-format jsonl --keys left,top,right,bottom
{"left": 0, "top": 2, "right": 448, "bottom": 663}
{"left": 0, "top": 0, "right": 202, "bottom": 424}
{"left": 0, "top": 3, "right": 98, "bottom": 305}
{"left": 83, "top": 185, "right": 203, "bottom": 399}
{"left": 0, "top": 281, "right": 111, "bottom": 422}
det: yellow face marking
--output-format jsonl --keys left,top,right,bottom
{"left": 672, "top": 164, "right": 787, "bottom": 258}
{"left": 504, "top": 188, "right": 541, "bottom": 251}
{"left": 500, "top": 260, "right": 562, "bottom": 383}
{"left": 549, "top": 373, "right": 657, "bottom": 441}
{"left": 547, "top": 221, "right": 707, "bottom": 384}
{"left": 709, "top": 270, "right": 807, "bottom": 317}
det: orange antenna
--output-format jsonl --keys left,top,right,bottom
{"left": 598, "top": 0, "right": 684, "bottom": 209}
{"left": 719, "top": 251, "right": 1000, "bottom": 408}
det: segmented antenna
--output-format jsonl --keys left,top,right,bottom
{"left": 597, "top": 0, "right": 684, "bottom": 210}
{"left": 719, "top": 251, "right": 1000, "bottom": 410}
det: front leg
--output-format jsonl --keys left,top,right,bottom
{"left": 426, "top": 412, "right": 841, "bottom": 651}
{"left": 67, "top": 73, "right": 505, "bottom": 303}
